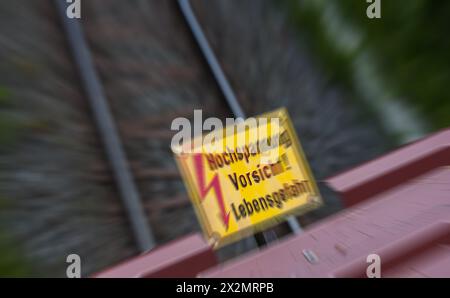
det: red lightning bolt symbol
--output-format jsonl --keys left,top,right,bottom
{"left": 192, "top": 153, "right": 230, "bottom": 230}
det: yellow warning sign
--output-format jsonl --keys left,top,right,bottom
{"left": 174, "top": 108, "right": 322, "bottom": 248}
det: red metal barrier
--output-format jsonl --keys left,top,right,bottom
{"left": 93, "top": 234, "right": 216, "bottom": 278}
{"left": 327, "top": 128, "right": 450, "bottom": 207}
{"left": 200, "top": 128, "right": 450, "bottom": 277}
{"left": 94, "top": 128, "right": 450, "bottom": 277}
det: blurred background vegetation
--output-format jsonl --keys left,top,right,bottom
{"left": 284, "top": 0, "right": 450, "bottom": 139}
{"left": 0, "top": 86, "right": 32, "bottom": 276}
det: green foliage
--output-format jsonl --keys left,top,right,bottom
{"left": 0, "top": 88, "right": 33, "bottom": 276}
{"left": 0, "top": 87, "right": 24, "bottom": 146}
{"left": 0, "top": 197, "right": 31, "bottom": 277}
{"left": 283, "top": 0, "right": 450, "bottom": 130}
{"left": 0, "top": 86, "right": 12, "bottom": 106}
{"left": 0, "top": 114, "right": 24, "bottom": 146}
{"left": 0, "top": 234, "right": 32, "bottom": 277}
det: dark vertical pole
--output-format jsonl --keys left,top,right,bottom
{"left": 55, "top": 0, "right": 155, "bottom": 252}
